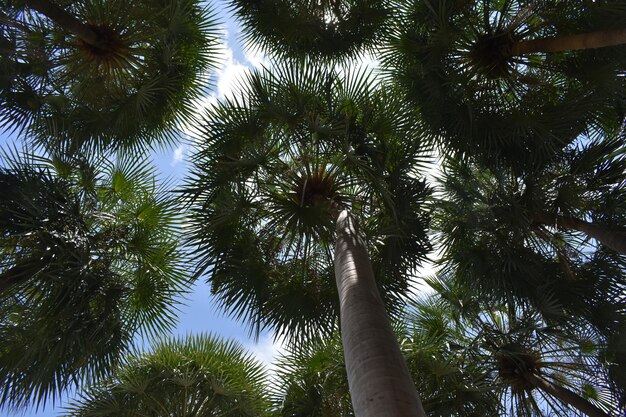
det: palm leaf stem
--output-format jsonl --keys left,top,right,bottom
{"left": 0, "top": 264, "right": 29, "bottom": 294}
{"left": 0, "top": 252, "right": 56, "bottom": 295}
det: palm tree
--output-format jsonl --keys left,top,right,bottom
{"left": 433, "top": 136, "right": 626, "bottom": 318}
{"left": 229, "top": 0, "right": 391, "bottom": 60}
{"left": 0, "top": 0, "right": 221, "bottom": 152}
{"left": 383, "top": 0, "right": 626, "bottom": 168}
{"left": 273, "top": 335, "right": 353, "bottom": 417}
{"left": 401, "top": 302, "right": 501, "bottom": 417}
{"left": 436, "top": 133, "right": 626, "bottom": 254}
{"left": 273, "top": 276, "right": 622, "bottom": 417}
{"left": 66, "top": 334, "right": 270, "bottom": 417}
{"left": 272, "top": 325, "right": 500, "bottom": 416}
{"left": 433, "top": 144, "right": 626, "bottom": 408}
{"left": 0, "top": 151, "right": 187, "bottom": 410}
{"left": 410, "top": 275, "right": 621, "bottom": 417}
{"left": 183, "top": 62, "right": 432, "bottom": 417}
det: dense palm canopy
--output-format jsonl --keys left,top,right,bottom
{"left": 401, "top": 306, "right": 501, "bottom": 417}
{"left": 66, "top": 334, "right": 270, "bottom": 417}
{"left": 433, "top": 133, "right": 626, "bottom": 412}
{"left": 272, "top": 322, "right": 501, "bottom": 416}
{"left": 434, "top": 137, "right": 626, "bottom": 331}
{"left": 230, "top": 0, "right": 391, "bottom": 60}
{"left": 384, "top": 0, "right": 626, "bottom": 167}
{"left": 0, "top": 0, "right": 221, "bottom": 152}
{"left": 273, "top": 336, "right": 353, "bottom": 417}
{"left": 0, "top": 0, "right": 624, "bottom": 416}
{"left": 0, "top": 152, "right": 186, "bottom": 410}
{"left": 271, "top": 272, "right": 625, "bottom": 417}
{"left": 183, "top": 61, "right": 431, "bottom": 342}
{"left": 412, "top": 275, "right": 621, "bottom": 417}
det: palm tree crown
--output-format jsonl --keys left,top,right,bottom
{"left": 183, "top": 61, "right": 431, "bottom": 342}
{"left": 383, "top": 0, "right": 626, "bottom": 167}
{"left": 409, "top": 275, "right": 621, "bottom": 417}
{"left": 230, "top": 0, "right": 391, "bottom": 61}
{"left": 0, "top": 152, "right": 187, "bottom": 410}
{"left": 1, "top": 0, "right": 221, "bottom": 152}
{"left": 272, "top": 322, "right": 500, "bottom": 417}
{"left": 273, "top": 335, "right": 353, "bottom": 417}
{"left": 67, "top": 334, "right": 270, "bottom": 417}
{"left": 433, "top": 137, "right": 626, "bottom": 326}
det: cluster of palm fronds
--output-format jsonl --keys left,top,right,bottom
{"left": 0, "top": 152, "right": 189, "bottom": 409}
{"left": 1, "top": 0, "right": 221, "bottom": 152}
{"left": 0, "top": 0, "right": 625, "bottom": 416}
{"left": 0, "top": 0, "right": 222, "bottom": 411}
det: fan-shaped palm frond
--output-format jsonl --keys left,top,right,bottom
{"left": 433, "top": 134, "right": 626, "bottom": 331}
{"left": 0, "top": 150, "right": 187, "bottom": 410}
{"left": 0, "top": 0, "right": 222, "bottom": 152}
{"left": 407, "top": 275, "right": 621, "bottom": 417}
{"left": 383, "top": 0, "right": 626, "bottom": 168}
{"left": 231, "top": 0, "right": 391, "bottom": 61}
{"left": 66, "top": 333, "right": 270, "bottom": 417}
{"left": 183, "top": 60, "right": 432, "bottom": 343}
{"left": 272, "top": 325, "right": 500, "bottom": 417}
{"left": 273, "top": 335, "right": 352, "bottom": 417}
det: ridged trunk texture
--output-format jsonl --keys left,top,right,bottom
{"left": 526, "top": 373, "right": 610, "bottom": 417}
{"left": 334, "top": 210, "right": 426, "bottom": 417}
{"left": 24, "top": 0, "right": 101, "bottom": 46}
{"left": 512, "top": 28, "right": 626, "bottom": 55}
{"left": 535, "top": 211, "right": 626, "bottom": 255}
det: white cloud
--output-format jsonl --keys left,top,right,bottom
{"left": 355, "top": 50, "right": 380, "bottom": 72}
{"left": 243, "top": 43, "right": 268, "bottom": 69}
{"left": 216, "top": 47, "right": 250, "bottom": 100}
{"left": 409, "top": 258, "right": 439, "bottom": 297}
{"left": 406, "top": 236, "right": 446, "bottom": 300}
{"left": 182, "top": 37, "right": 253, "bottom": 141}
{"left": 245, "top": 334, "right": 287, "bottom": 379}
{"left": 335, "top": 50, "right": 380, "bottom": 78}
{"left": 423, "top": 148, "right": 444, "bottom": 187}
{"left": 171, "top": 144, "right": 186, "bottom": 166}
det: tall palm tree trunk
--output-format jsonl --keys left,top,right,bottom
{"left": 535, "top": 212, "right": 626, "bottom": 255}
{"left": 525, "top": 373, "right": 610, "bottom": 417}
{"left": 512, "top": 28, "right": 626, "bottom": 55}
{"left": 334, "top": 209, "right": 426, "bottom": 417}
{"left": 23, "top": 0, "right": 101, "bottom": 46}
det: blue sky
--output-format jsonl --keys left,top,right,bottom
{"left": 3, "top": 2, "right": 285, "bottom": 415}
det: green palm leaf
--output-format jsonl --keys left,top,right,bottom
{"left": 230, "top": 0, "right": 392, "bottom": 61}
{"left": 183, "top": 60, "right": 432, "bottom": 343}
{"left": 66, "top": 333, "right": 270, "bottom": 417}
{"left": 383, "top": 0, "right": 626, "bottom": 168}
{"left": 406, "top": 275, "right": 621, "bottom": 416}
{"left": 0, "top": 150, "right": 188, "bottom": 410}
{"left": 433, "top": 136, "right": 626, "bottom": 331}
{"left": 1, "top": 0, "right": 222, "bottom": 152}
